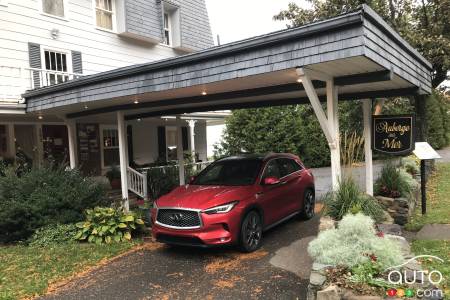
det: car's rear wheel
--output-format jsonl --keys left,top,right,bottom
{"left": 300, "top": 188, "right": 315, "bottom": 219}
{"left": 239, "top": 211, "right": 263, "bottom": 252}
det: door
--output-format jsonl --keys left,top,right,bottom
{"left": 258, "top": 159, "right": 291, "bottom": 225}
{"left": 42, "top": 125, "right": 69, "bottom": 165}
{"left": 77, "top": 124, "right": 101, "bottom": 175}
{"left": 276, "top": 158, "right": 305, "bottom": 214}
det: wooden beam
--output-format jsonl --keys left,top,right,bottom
{"left": 334, "top": 70, "right": 392, "bottom": 86}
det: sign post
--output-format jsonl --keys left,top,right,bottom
{"left": 413, "top": 142, "right": 441, "bottom": 215}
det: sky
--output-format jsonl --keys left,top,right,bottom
{"left": 204, "top": 0, "right": 307, "bottom": 157}
{"left": 204, "top": 0, "right": 307, "bottom": 45}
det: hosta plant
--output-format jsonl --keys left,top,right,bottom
{"left": 75, "top": 207, "right": 144, "bottom": 244}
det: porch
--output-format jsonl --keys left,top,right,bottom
{"left": 22, "top": 5, "right": 432, "bottom": 211}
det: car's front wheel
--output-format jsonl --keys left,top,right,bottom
{"left": 239, "top": 211, "right": 263, "bottom": 252}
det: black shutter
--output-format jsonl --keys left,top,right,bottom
{"left": 127, "top": 125, "right": 134, "bottom": 165}
{"left": 28, "top": 43, "right": 41, "bottom": 88}
{"left": 157, "top": 126, "right": 166, "bottom": 161}
{"left": 71, "top": 51, "right": 83, "bottom": 74}
{"left": 182, "top": 127, "right": 188, "bottom": 151}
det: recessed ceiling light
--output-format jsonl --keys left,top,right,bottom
{"left": 201, "top": 91, "right": 207, "bottom": 96}
{"left": 137, "top": 118, "right": 141, "bottom": 122}
{"left": 134, "top": 100, "right": 139, "bottom": 104}
{"left": 38, "top": 115, "right": 43, "bottom": 120}
{"left": 297, "top": 78, "right": 303, "bottom": 83}
{"left": 84, "top": 105, "right": 88, "bottom": 109}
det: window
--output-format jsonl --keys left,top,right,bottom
{"left": 43, "top": 50, "right": 69, "bottom": 85}
{"left": 163, "top": 12, "right": 171, "bottom": 45}
{"left": 102, "top": 128, "right": 119, "bottom": 167}
{"left": 193, "top": 159, "right": 262, "bottom": 186}
{"left": 277, "top": 158, "right": 302, "bottom": 177}
{"left": 95, "top": 0, "right": 114, "bottom": 30}
{"left": 262, "top": 159, "right": 282, "bottom": 179}
{"left": 42, "top": 0, "right": 65, "bottom": 18}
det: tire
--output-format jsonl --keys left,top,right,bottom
{"left": 239, "top": 210, "right": 263, "bottom": 252}
{"left": 300, "top": 188, "right": 315, "bottom": 220}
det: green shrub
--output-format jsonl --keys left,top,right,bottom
{"left": 323, "top": 177, "right": 385, "bottom": 222}
{"left": 308, "top": 213, "right": 404, "bottom": 269}
{"left": 147, "top": 165, "right": 179, "bottom": 200}
{"left": 398, "top": 168, "right": 419, "bottom": 193}
{"left": 75, "top": 207, "right": 144, "bottom": 244}
{"left": 400, "top": 156, "right": 420, "bottom": 176}
{"left": 0, "top": 165, "right": 107, "bottom": 243}
{"left": 374, "top": 163, "right": 410, "bottom": 198}
{"left": 28, "top": 223, "right": 78, "bottom": 247}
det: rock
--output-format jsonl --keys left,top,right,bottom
{"left": 375, "top": 196, "right": 394, "bottom": 208}
{"left": 377, "top": 224, "right": 402, "bottom": 236}
{"left": 310, "top": 271, "right": 327, "bottom": 287}
{"left": 316, "top": 285, "right": 341, "bottom": 300}
{"left": 312, "top": 262, "right": 331, "bottom": 275}
{"left": 386, "top": 234, "right": 410, "bottom": 255}
{"left": 342, "top": 290, "right": 382, "bottom": 300}
{"left": 394, "top": 198, "right": 410, "bottom": 208}
{"left": 381, "top": 210, "right": 394, "bottom": 224}
{"left": 319, "top": 216, "right": 336, "bottom": 232}
{"left": 394, "top": 214, "right": 409, "bottom": 225}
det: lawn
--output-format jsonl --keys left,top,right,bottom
{"left": 0, "top": 242, "right": 139, "bottom": 300}
{"left": 411, "top": 240, "right": 450, "bottom": 299}
{"left": 405, "top": 162, "right": 450, "bottom": 231}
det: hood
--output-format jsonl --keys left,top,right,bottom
{"left": 156, "top": 184, "right": 254, "bottom": 210}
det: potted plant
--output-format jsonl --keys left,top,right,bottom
{"left": 106, "top": 165, "right": 121, "bottom": 189}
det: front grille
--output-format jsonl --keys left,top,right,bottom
{"left": 156, "top": 208, "right": 201, "bottom": 229}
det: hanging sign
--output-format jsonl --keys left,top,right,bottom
{"left": 372, "top": 114, "right": 415, "bottom": 155}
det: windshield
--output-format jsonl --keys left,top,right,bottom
{"left": 192, "top": 159, "right": 262, "bottom": 186}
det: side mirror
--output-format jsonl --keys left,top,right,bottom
{"left": 263, "top": 176, "right": 280, "bottom": 185}
{"left": 189, "top": 176, "right": 196, "bottom": 184}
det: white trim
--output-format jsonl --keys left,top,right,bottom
{"left": 363, "top": 99, "right": 374, "bottom": 196}
{"left": 99, "top": 124, "right": 118, "bottom": 170}
{"left": 93, "top": 0, "right": 117, "bottom": 33}
{"left": 0, "top": 0, "right": 8, "bottom": 7}
{"left": 117, "top": 111, "right": 129, "bottom": 210}
{"left": 40, "top": 47, "right": 73, "bottom": 74}
{"left": 38, "top": 0, "right": 69, "bottom": 20}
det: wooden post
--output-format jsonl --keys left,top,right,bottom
{"left": 7, "top": 124, "right": 15, "bottom": 159}
{"left": 117, "top": 111, "right": 129, "bottom": 211}
{"left": 35, "top": 124, "right": 44, "bottom": 167}
{"left": 420, "top": 160, "right": 427, "bottom": 214}
{"left": 66, "top": 120, "right": 77, "bottom": 169}
{"left": 363, "top": 100, "right": 374, "bottom": 196}
{"left": 176, "top": 117, "right": 185, "bottom": 185}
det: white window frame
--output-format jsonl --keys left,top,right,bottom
{"left": 163, "top": 11, "right": 172, "bottom": 46}
{"left": 93, "top": 0, "right": 117, "bottom": 33}
{"left": 100, "top": 125, "right": 119, "bottom": 169}
{"left": 40, "top": 47, "right": 73, "bottom": 86}
{"left": 39, "top": 0, "right": 69, "bottom": 21}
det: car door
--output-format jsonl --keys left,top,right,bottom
{"left": 257, "top": 159, "right": 292, "bottom": 226}
{"left": 276, "top": 158, "right": 305, "bottom": 215}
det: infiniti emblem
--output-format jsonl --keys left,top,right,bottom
{"left": 169, "top": 213, "right": 184, "bottom": 222}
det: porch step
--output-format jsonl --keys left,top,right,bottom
{"left": 105, "top": 189, "right": 142, "bottom": 208}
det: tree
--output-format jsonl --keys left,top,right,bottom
{"left": 274, "top": 0, "right": 449, "bottom": 88}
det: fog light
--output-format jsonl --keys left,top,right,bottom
{"left": 220, "top": 238, "right": 226, "bottom": 242}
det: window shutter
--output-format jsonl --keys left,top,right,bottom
{"left": 28, "top": 43, "right": 41, "bottom": 88}
{"left": 182, "top": 127, "right": 188, "bottom": 151}
{"left": 71, "top": 51, "right": 83, "bottom": 74}
{"left": 157, "top": 126, "right": 166, "bottom": 161}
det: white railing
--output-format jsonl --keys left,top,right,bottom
{"left": 127, "top": 166, "right": 148, "bottom": 200}
{"left": 0, "top": 65, "right": 82, "bottom": 102}
{"left": 140, "top": 160, "right": 213, "bottom": 177}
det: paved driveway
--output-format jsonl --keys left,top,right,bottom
{"left": 42, "top": 215, "right": 319, "bottom": 300}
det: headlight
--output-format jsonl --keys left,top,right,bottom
{"left": 203, "top": 201, "right": 239, "bottom": 215}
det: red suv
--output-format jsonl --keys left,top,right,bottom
{"left": 151, "top": 153, "right": 315, "bottom": 252}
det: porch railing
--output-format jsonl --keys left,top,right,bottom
{"left": 140, "top": 160, "right": 213, "bottom": 178}
{"left": 127, "top": 166, "right": 148, "bottom": 200}
{"left": 0, "top": 65, "right": 83, "bottom": 102}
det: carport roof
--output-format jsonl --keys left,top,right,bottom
{"left": 23, "top": 4, "right": 432, "bottom": 119}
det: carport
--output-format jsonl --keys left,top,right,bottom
{"left": 23, "top": 5, "right": 432, "bottom": 210}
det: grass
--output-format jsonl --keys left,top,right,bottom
{"left": 411, "top": 240, "right": 450, "bottom": 299}
{"left": 0, "top": 242, "right": 139, "bottom": 300}
{"left": 405, "top": 163, "right": 450, "bottom": 231}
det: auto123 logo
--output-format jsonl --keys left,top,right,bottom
{"left": 384, "top": 255, "right": 445, "bottom": 299}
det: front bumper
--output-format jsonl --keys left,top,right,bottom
{"left": 151, "top": 207, "right": 242, "bottom": 247}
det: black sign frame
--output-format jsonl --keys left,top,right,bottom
{"left": 372, "top": 114, "right": 415, "bottom": 155}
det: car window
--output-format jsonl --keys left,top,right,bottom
{"left": 262, "top": 159, "right": 281, "bottom": 179}
{"left": 193, "top": 159, "right": 262, "bottom": 186}
{"left": 277, "top": 158, "right": 302, "bottom": 177}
